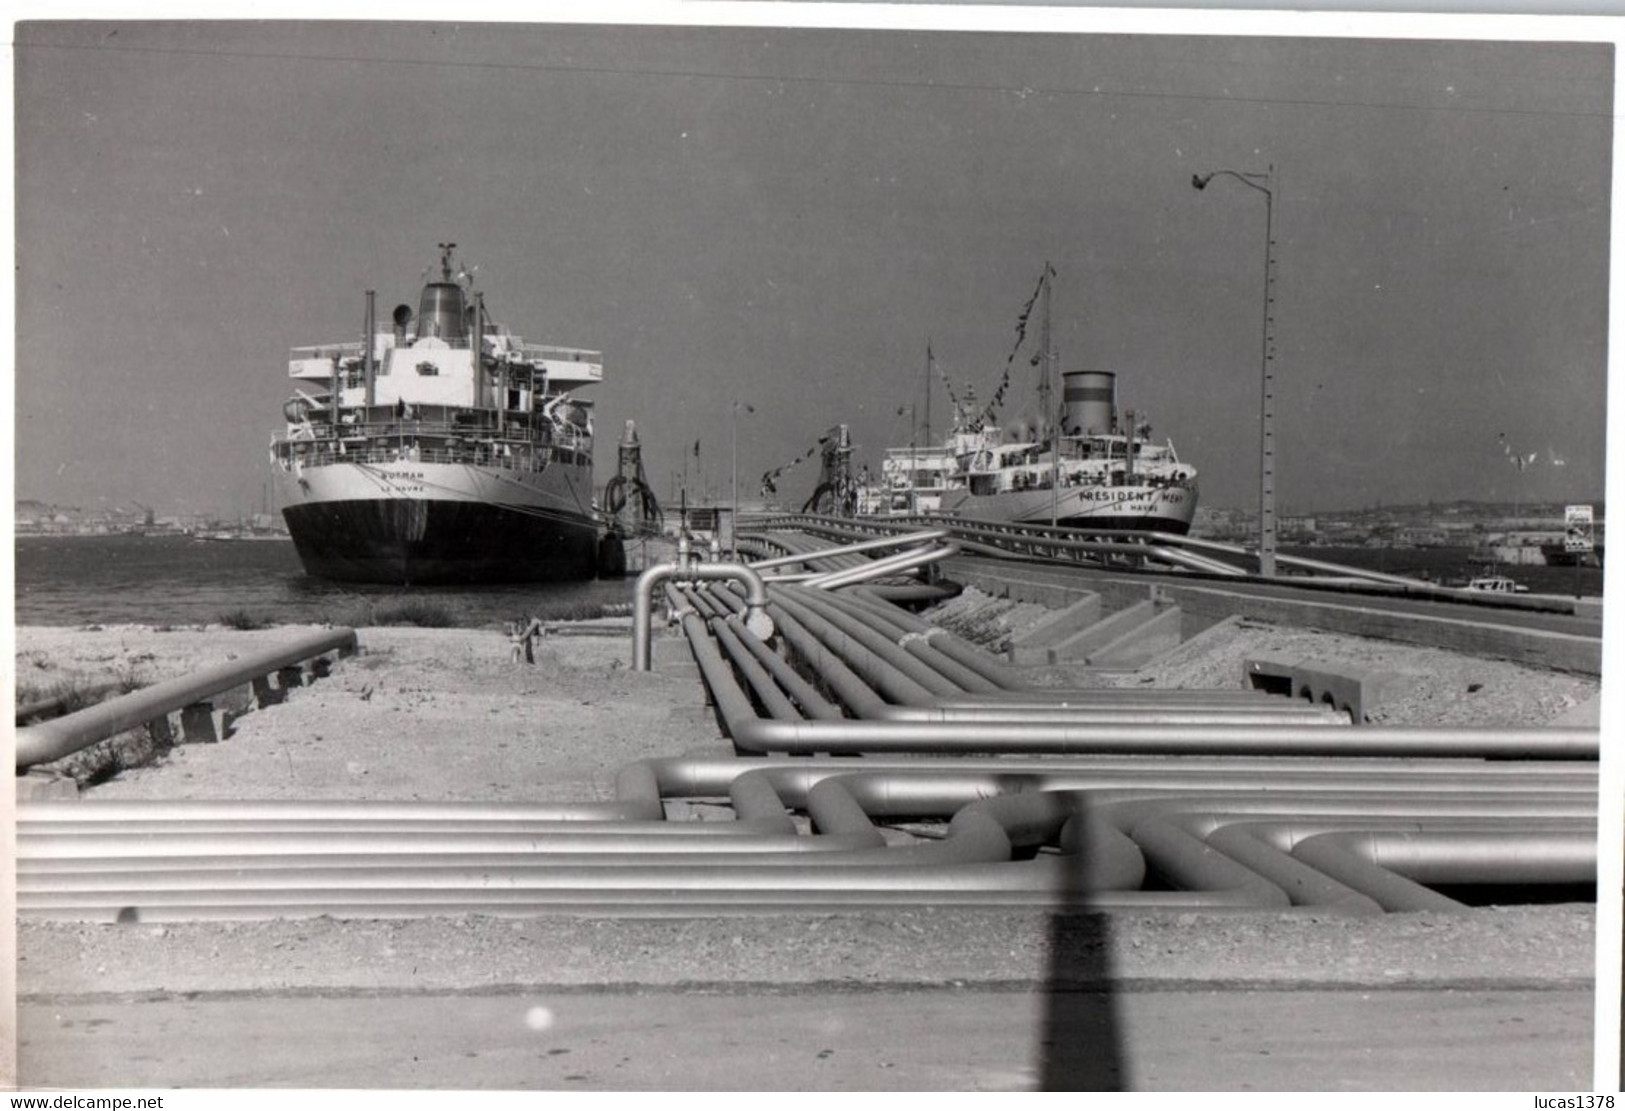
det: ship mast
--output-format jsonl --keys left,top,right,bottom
{"left": 923, "top": 343, "right": 933, "bottom": 447}
{"left": 1041, "top": 264, "right": 1059, "bottom": 527}
{"left": 1037, "top": 274, "right": 1052, "bottom": 443}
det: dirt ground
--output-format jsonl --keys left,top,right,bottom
{"left": 17, "top": 622, "right": 719, "bottom": 803}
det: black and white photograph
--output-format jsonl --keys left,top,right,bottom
{"left": 9, "top": 4, "right": 1620, "bottom": 1094}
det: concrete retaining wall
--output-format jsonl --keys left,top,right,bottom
{"left": 948, "top": 560, "right": 1601, "bottom": 676}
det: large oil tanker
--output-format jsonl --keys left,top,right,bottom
{"left": 269, "top": 244, "right": 606, "bottom": 583}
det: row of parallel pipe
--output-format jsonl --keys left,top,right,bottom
{"left": 12, "top": 534, "right": 1599, "bottom": 922}
{"left": 647, "top": 533, "right": 1598, "bottom": 913}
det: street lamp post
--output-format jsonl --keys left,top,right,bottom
{"left": 1193, "top": 165, "right": 1278, "bottom": 578}
{"left": 731, "top": 400, "right": 755, "bottom": 559}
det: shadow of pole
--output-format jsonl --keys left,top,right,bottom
{"left": 1039, "top": 811, "right": 1127, "bottom": 1090}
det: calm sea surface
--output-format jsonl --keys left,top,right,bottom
{"left": 13, "top": 535, "right": 1602, "bottom": 629}
{"left": 13, "top": 535, "right": 639, "bottom": 628}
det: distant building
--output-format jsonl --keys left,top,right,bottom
{"left": 1279, "top": 515, "right": 1318, "bottom": 542}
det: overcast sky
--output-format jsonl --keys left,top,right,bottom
{"left": 11, "top": 18, "right": 1613, "bottom": 517}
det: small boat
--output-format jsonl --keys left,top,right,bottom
{"left": 1463, "top": 575, "right": 1529, "bottom": 594}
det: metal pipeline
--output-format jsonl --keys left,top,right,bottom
{"left": 699, "top": 603, "right": 801, "bottom": 722}
{"left": 863, "top": 582, "right": 963, "bottom": 606}
{"left": 16, "top": 627, "right": 359, "bottom": 770}
{"left": 1201, "top": 818, "right": 1594, "bottom": 914}
{"left": 871, "top": 701, "right": 1348, "bottom": 724}
{"left": 684, "top": 772, "right": 1594, "bottom": 826}
{"left": 634, "top": 561, "right": 772, "bottom": 670}
{"left": 18, "top": 799, "right": 671, "bottom": 824}
{"left": 767, "top": 593, "right": 932, "bottom": 709}
{"left": 780, "top": 586, "right": 963, "bottom": 699}
{"left": 763, "top": 607, "right": 1352, "bottom": 717}
{"left": 784, "top": 589, "right": 1345, "bottom": 720}
{"left": 746, "top": 529, "right": 951, "bottom": 572}
{"left": 806, "top": 777, "right": 1148, "bottom": 890}
{"left": 931, "top": 692, "right": 1310, "bottom": 707}
{"left": 1287, "top": 832, "right": 1486, "bottom": 913}
{"left": 615, "top": 754, "right": 1597, "bottom": 807}
{"left": 16, "top": 878, "right": 1297, "bottom": 922}
{"left": 845, "top": 587, "right": 1029, "bottom": 690}
{"left": 728, "top": 716, "right": 1596, "bottom": 759}
{"left": 1191, "top": 821, "right": 1387, "bottom": 914}
{"left": 718, "top": 612, "right": 844, "bottom": 721}
{"left": 777, "top": 586, "right": 1021, "bottom": 709}
{"left": 801, "top": 543, "right": 959, "bottom": 590}
{"left": 29, "top": 788, "right": 1585, "bottom": 857}
{"left": 18, "top": 829, "right": 885, "bottom": 861}
{"left": 17, "top": 893, "right": 1294, "bottom": 923}
{"left": 1143, "top": 546, "right": 1250, "bottom": 576}
{"left": 749, "top": 532, "right": 867, "bottom": 573}
{"left": 674, "top": 595, "right": 1599, "bottom": 758}
{"left": 757, "top": 601, "right": 884, "bottom": 719}
{"left": 783, "top": 581, "right": 975, "bottom": 685}
{"left": 20, "top": 574, "right": 1598, "bottom": 922}
{"left": 1091, "top": 794, "right": 1592, "bottom": 912}
{"left": 20, "top": 801, "right": 1594, "bottom": 923}
{"left": 811, "top": 588, "right": 1002, "bottom": 694}
{"left": 1290, "top": 828, "right": 1596, "bottom": 912}
{"left": 677, "top": 583, "right": 730, "bottom": 623}
{"left": 619, "top": 757, "right": 1593, "bottom": 906}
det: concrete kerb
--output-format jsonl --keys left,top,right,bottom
{"left": 1246, "top": 657, "right": 1404, "bottom": 724}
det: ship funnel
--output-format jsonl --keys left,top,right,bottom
{"left": 1062, "top": 369, "right": 1117, "bottom": 436}
{"left": 415, "top": 281, "right": 467, "bottom": 343}
{"left": 392, "top": 303, "right": 413, "bottom": 343}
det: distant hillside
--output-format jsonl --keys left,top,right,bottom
{"left": 17, "top": 499, "right": 82, "bottom": 516}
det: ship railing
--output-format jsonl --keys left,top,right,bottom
{"left": 290, "top": 340, "right": 604, "bottom": 362}
{"left": 272, "top": 440, "right": 589, "bottom": 471}
{"left": 272, "top": 418, "right": 587, "bottom": 446}
{"left": 510, "top": 342, "right": 604, "bottom": 363}
{"left": 289, "top": 342, "right": 364, "bottom": 361}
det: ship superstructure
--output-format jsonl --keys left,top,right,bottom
{"left": 859, "top": 269, "right": 1198, "bottom": 534}
{"left": 936, "top": 369, "right": 1199, "bottom": 533}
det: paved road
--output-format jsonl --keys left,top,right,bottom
{"left": 19, "top": 985, "right": 1593, "bottom": 1091}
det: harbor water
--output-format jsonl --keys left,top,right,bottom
{"left": 14, "top": 535, "right": 643, "bottom": 628}
{"left": 1282, "top": 545, "right": 1604, "bottom": 598}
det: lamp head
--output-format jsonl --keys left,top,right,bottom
{"left": 1191, "top": 173, "right": 1212, "bottom": 190}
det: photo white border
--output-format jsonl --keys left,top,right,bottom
{"left": 5, "top": 1, "right": 1619, "bottom": 1093}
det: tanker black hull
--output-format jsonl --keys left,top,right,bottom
{"left": 1053, "top": 515, "right": 1192, "bottom": 534}
{"left": 283, "top": 498, "right": 600, "bottom": 585}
